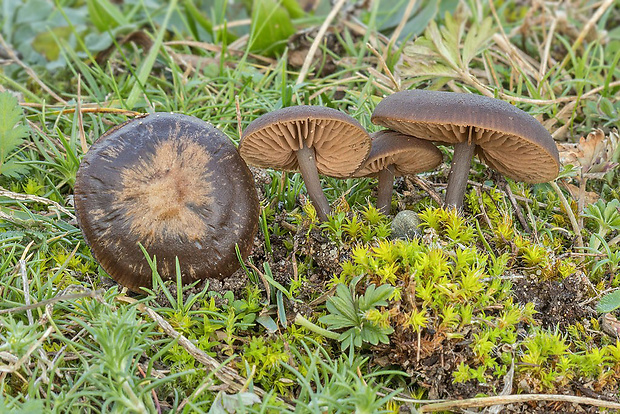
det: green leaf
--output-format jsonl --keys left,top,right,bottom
{"left": 31, "top": 26, "right": 72, "bottom": 61}
{"left": 0, "top": 161, "right": 29, "bottom": 179}
{"left": 280, "top": 0, "right": 305, "bottom": 19}
{"left": 462, "top": 17, "right": 494, "bottom": 68}
{"left": 0, "top": 92, "right": 29, "bottom": 178}
{"left": 320, "top": 280, "right": 395, "bottom": 351}
{"left": 359, "top": 284, "right": 394, "bottom": 311}
{"left": 400, "top": 11, "right": 495, "bottom": 83}
{"left": 248, "top": 0, "right": 295, "bottom": 56}
{"left": 597, "top": 290, "right": 620, "bottom": 313}
{"left": 86, "top": 0, "right": 128, "bottom": 32}
{"left": 583, "top": 199, "right": 620, "bottom": 233}
{"left": 432, "top": 16, "right": 461, "bottom": 69}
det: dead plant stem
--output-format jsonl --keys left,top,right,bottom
{"left": 419, "top": 393, "right": 620, "bottom": 412}
{"left": 296, "top": 0, "right": 347, "bottom": 87}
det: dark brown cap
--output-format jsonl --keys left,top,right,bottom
{"left": 239, "top": 105, "right": 371, "bottom": 178}
{"left": 74, "top": 112, "right": 259, "bottom": 291}
{"left": 354, "top": 130, "right": 443, "bottom": 177}
{"left": 371, "top": 90, "right": 559, "bottom": 183}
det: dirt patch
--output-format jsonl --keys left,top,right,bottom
{"left": 512, "top": 272, "right": 596, "bottom": 329}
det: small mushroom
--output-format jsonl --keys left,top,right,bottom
{"left": 239, "top": 105, "right": 371, "bottom": 221}
{"left": 352, "top": 130, "right": 442, "bottom": 214}
{"left": 74, "top": 113, "right": 260, "bottom": 292}
{"left": 372, "top": 90, "right": 560, "bottom": 209}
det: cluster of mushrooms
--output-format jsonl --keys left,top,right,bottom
{"left": 74, "top": 90, "right": 560, "bottom": 291}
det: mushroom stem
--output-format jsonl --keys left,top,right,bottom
{"left": 444, "top": 140, "right": 476, "bottom": 209}
{"left": 296, "top": 145, "right": 331, "bottom": 221}
{"left": 376, "top": 164, "right": 396, "bottom": 215}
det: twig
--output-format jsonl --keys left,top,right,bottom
{"left": 165, "top": 40, "right": 276, "bottom": 65}
{"left": 466, "top": 180, "right": 561, "bottom": 213}
{"left": 0, "top": 186, "right": 75, "bottom": 220}
{"left": 419, "top": 393, "right": 620, "bottom": 412}
{"left": 246, "top": 260, "right": 271, "bottom": 304}
{"left": 416, "top": 328, "right": 421, "bottom": 362}
{"left": 18, "top": 260, "right": 33, "bottom": 325}
{"left": 386, "top": 0, "right": 417, "bottom": 56}
{"left": 0, "top": 289, "right": 103, "bottom": 315}
{"left": 235, "top": 95, "right": 243, "bottom": 139}
{"left": 49, "top": 107, "right": 141, "bottom": 116}
{"left": 406, "top": 176, "right": 443, "bottom": 206}
{"left": 295, "top": 0, "right": 347, "bottom": 86}
{"left": 549, "top": 181, "right": 584, "bottom": 251}
{"left": 0, "top": 34, "right": 67, "bottom": 104}
{"left": 500, "top": 177, "right": 531, "bottom": 233}
{"left": 76, "top": 75, "right": 88, "bottom": 154}
{"left": 539, "top": 17, "right": 557, "bottom": 80}
{"left": 366, "top": 42, "right": 400, "bottom": 92}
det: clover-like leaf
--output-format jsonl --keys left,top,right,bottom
{"left": 319, "top": 279, "right": 395, "bottom": 351}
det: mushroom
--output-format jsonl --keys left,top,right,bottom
{"left": 352, "top": 130, "right": 443, "bottom": 214}
{"left": 371, "top": 90, "right": 560, "bottom": 209}
{"left": 239, "top": 105, "right": 371, "bottom": 221}
{"left": 74, "top": 112, "right": 260, "bottom": 292}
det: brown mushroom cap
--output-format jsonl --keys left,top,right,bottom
{"left": 354, "top": 130, "right": 443, "bottom": 177}
{"left": 239, "top": 105, "right": 371, "bottom": 178}
{"left": 74, "top": 112, "right": 259, "bottom": 292}
{"left": 371, "top": 90, "right": 560, "bottom": 183}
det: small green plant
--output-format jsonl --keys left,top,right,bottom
{"left": 583, "top": 199, "right": 620, "bottom": 251}
{"left": 239, "top": 335, "right": 296, "bottom": 395}
{"left": 280, "top": 341, "right": 402, "bottom": 413}
{"left": 318, "top": 276, "right": 395, "bottom": 352}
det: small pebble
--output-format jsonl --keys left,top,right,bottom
{"left": 390, "top": 210, "right": 421, "bottom": 240}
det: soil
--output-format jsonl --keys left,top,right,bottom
{"left": 512, "top": 271, "right": 597, "bottom": 329}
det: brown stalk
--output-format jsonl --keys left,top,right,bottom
{"left": 419, "top": 393, "right": 620, "bottom": 413}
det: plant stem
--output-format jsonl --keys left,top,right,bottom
{"left": 420, "top": 393, "right": 620, "bottom": 413}
{"left": 550, "top": 181, "right": 584, "bottom": 250}
{"left": 296, "top": 145, "right": 330, "bottom": 221}
{"left": 445, "top": 140, "right": 476, "bottom": 209}
{"left": 294, "top": 314, "right": 339, "bottom": 340}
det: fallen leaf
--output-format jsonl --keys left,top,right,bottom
{"left": 558, "top": 128, "right": 619, "bottom": 176}
{"left": 601, "top": 312, "right": 620, "bottom": 338}
{"left": 564, "top": 183, "right": 599, "bottom": 205}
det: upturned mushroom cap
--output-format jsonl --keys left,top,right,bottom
{"left": 239, "top": 105, "right": 371, "bottom": 178}
{"left": 353, "top": 130, "right": 443, "bottom": 177}
{"left": 371, "top": 90, "right": 560, "bottom": 183}
{"left": 74, "top": 113, "right": 259, "bottom": 292}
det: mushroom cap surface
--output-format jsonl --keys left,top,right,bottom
{"left": 74, "top": 112, "right": 259, "bottom": 291}
{"left": 353, "top": 130, "right": 443, "bottom": 177}
{"left": 239, "top": 105, "right": 371, "bottom": 178}
{"left": 371, "top": 90, "right": 560, "bottom": 183}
